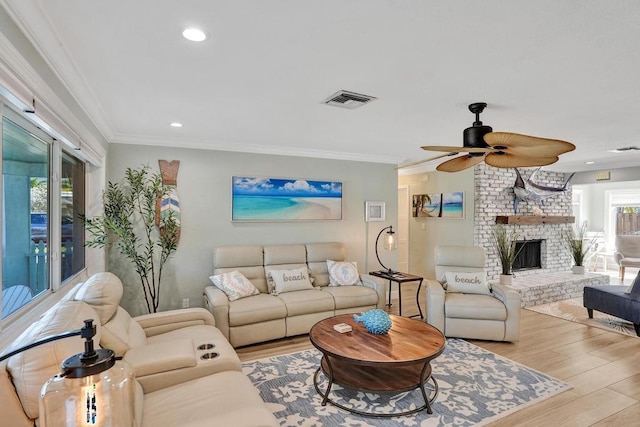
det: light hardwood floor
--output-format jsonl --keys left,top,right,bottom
{"left": 236, "top": 283, "right": 640, "bottom": 426}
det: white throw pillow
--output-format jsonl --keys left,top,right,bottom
{"left": 327, "top": 260, "right": 361, "bottom": 286}
{"left": 444, "top": 271, "right": 491, "bottom": 295}
{"left": 209, "top": 271, "right": 260, "bottom": 301}
{"left": 269, "top": 267, "right": 314, "bottom": 294}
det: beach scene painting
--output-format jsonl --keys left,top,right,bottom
{"left": 413, "top": 192, "right": 464, "bottom": 218}
{"left": 232, "top": 176, "right": 342, "bottom": 221}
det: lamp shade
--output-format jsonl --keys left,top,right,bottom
{"left": 383, "top": 229, "right": 398, "bottom": 251}
{"left": 39, "top": 360, "right": 136, "bottom": 426}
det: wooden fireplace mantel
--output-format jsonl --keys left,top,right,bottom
{"left": 495, "top": 215, "right": 575, "bottom": 225}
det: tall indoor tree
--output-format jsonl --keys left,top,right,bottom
{"left": 80, "top": 165, "right": 179, "bottom": 313}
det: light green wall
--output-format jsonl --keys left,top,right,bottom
{"left": 107, "top": 144, "right": 398, "bottom": 315}
{"left": 398, "top": 168, "right": 475, "bottom": 279}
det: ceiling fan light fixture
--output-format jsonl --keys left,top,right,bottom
{"left": 463, "top": 124, "right": 493, "bottom": 149}
{"left": 404, "top": 102, "right": 576, "bottom": 173}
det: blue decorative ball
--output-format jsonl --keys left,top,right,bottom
{"left": 353, "top": 309, "right": 392, "bottom": 334}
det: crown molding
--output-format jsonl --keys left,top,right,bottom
{"left": 0, "top": 0, "right": 116, "bottom": 142}
{"left": 110, "top": 133, "right": 404, "bottom": 164}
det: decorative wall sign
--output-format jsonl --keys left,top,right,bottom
{"left": 413, "top": 192, "right": 464, "bottom": 218}
{"left": 232, "top": 176, "right": 342, "bottom": 221}
{"left": 156, "top": 160, "right": 181, "bottom": 243}
{"left": 365, "top": 201, "right": 385, "bottom": 222}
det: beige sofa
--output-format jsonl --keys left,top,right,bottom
{"left": 426, "top": 245, "right": 521, "bottom": 342}
{"left": 204, "top": 242, "right": 386, "bottom": 347}
{"left": 0, "top": 273, "right": 278, "bottom": 427}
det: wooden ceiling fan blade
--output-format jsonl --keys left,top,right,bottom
{"left": 436, "top": 155, "right": 485, "bottom": 172}
{"left": 396, "top": 153, "right": 455, "bottom": 170}
{"left": 421, "top": 145, "right": 492, "bottom": 154}
{"left": 485, "top": 153, "right": 559, "bottom": 168}
{"left": 484, "top": 132, "right": 576, "bottom": 157}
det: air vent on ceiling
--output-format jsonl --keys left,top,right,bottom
{"left": 324, "top": 90, "right": 377, "bottom": 109}
{"left": 609, "top": 146, "right": 640, "bottom": 153}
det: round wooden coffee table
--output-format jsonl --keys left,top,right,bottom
{"left": 309, "top": 313, "right": 445, "bottom": 417}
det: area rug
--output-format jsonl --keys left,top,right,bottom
{"left": 242, "top": 339, "right": 571, "bottom": 426}
{"left": 527, "top": 297, "right": 638, "bottom": 338}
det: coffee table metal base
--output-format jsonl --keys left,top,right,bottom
{"left": 312, "top": 355, "right": 439, "bottom": 417}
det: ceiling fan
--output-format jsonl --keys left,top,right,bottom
{"left": 400, "top": 102, "right": 576, "bottom": 172}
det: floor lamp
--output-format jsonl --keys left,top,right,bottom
{"left": 375, "top": 225, "right": 398, "bottom": 273}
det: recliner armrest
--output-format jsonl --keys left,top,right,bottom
{"left": 203, "top": 286, "right": 231, "bottom": 341}
{"left": 134, "top": 308, "right": 215, "bottom": 337}
{"left": 122, "top": 338, "right": 196, "bottom": 377}
{"left": 360, "top": 274, "right": 386, "bottom": 309}
{"left": 491, "top": 283, "right": 521, "bottom": 342}
{"left": 491, "top": 283, "right": 520, "bottom": 306}
{"left": 425, "top": 280, "right": 445, "bottom": 334}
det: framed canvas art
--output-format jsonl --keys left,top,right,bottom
{"left": 231, "top": 176, "right": 342, "bottom": 221}
{"left": 413, "top": 192, "right": 464, "bottom": 218}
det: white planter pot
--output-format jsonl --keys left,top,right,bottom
{"left": 572, "top": 265, "right": 586, "bottom": 275}
{"left": 499, "top": 274, "right": 513, "bottom": 285}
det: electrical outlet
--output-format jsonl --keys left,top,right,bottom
{"left": 182, "top": 298, "right": 190, "bottom": 308}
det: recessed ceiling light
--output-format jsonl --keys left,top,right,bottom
{"left": 182, "top": 28, "right": 206, "bottom": 42}
{"left": 585, "top": 161, "right": 595, "bottom": 165}
{"left": 170, "top": 122, "right": 183, "bottom": 128}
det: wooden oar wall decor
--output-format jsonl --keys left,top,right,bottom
{"left": 156, "top": 160, "right": 181, "bottom": 243}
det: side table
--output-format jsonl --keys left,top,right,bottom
{"left": 368, "top": 271, "right": 424, "bottom": 318}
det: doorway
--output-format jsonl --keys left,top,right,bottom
{"left": 398, "top": 185, "right": 409, "bottom": 272}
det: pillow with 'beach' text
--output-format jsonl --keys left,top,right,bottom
{"left": 269, "top": 267, "right": 314, "bottom": 294}
{"left": 444, "top": 271, "right": 491, "bottom": 295}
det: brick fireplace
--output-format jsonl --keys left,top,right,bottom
{"left": 473, "top": 164, "right": 575, "bottom": 281}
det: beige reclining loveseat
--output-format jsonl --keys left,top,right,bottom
{"left": 72, "top": 272, "right": 242, "bottom": 392}
{"left": 204, "top": 242, "right": 386, "bottom": 347}
{"left": 0, "top": 273, "right": 278, "bottom": 427}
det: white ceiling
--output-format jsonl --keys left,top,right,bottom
{"left": 4, "top": 0, "right": 640, "bottom": 173}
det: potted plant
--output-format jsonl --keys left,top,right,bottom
{"left": 80, "top": 165, "right": 179, "bottom": 313}
{"left": 562, "top": 223, "right": 598, "bottom": 274}
{"left": 491, "top": 224, "right": 521, "bottom": 285}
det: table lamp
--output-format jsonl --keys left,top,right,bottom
{"left": 0, "top": 319, "right": 136, "bottom": 426}
{"left": 375, "top": 225, "right": 398, "bottom": 273}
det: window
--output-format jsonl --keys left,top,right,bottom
{"left": 1, "top": 106, "right": 86, "bottom": 319}
{"left": 61, "top": 152, "right": 85, "bottom": 280}
{"left": 604, "top": 188, "right": 640, "bottom": 249}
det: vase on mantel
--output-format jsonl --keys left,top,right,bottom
{"left": 499, "top": 274, "right": 513, "bottom": 285}
{"left": 572, "top": 265, "right": 586, "bottom": 275}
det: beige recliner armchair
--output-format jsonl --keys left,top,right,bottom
{"left": 426, "top": 245, "right": 521, "bottom": 342}
{"left": 614, "top": 235, "right": 640, "bottom": 281}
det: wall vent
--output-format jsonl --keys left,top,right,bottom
{"left": 609, "top": 146, "right": 640, "bottom": 153}
{"left": 323, "top": 90, "right": 376, "bottom": 109}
